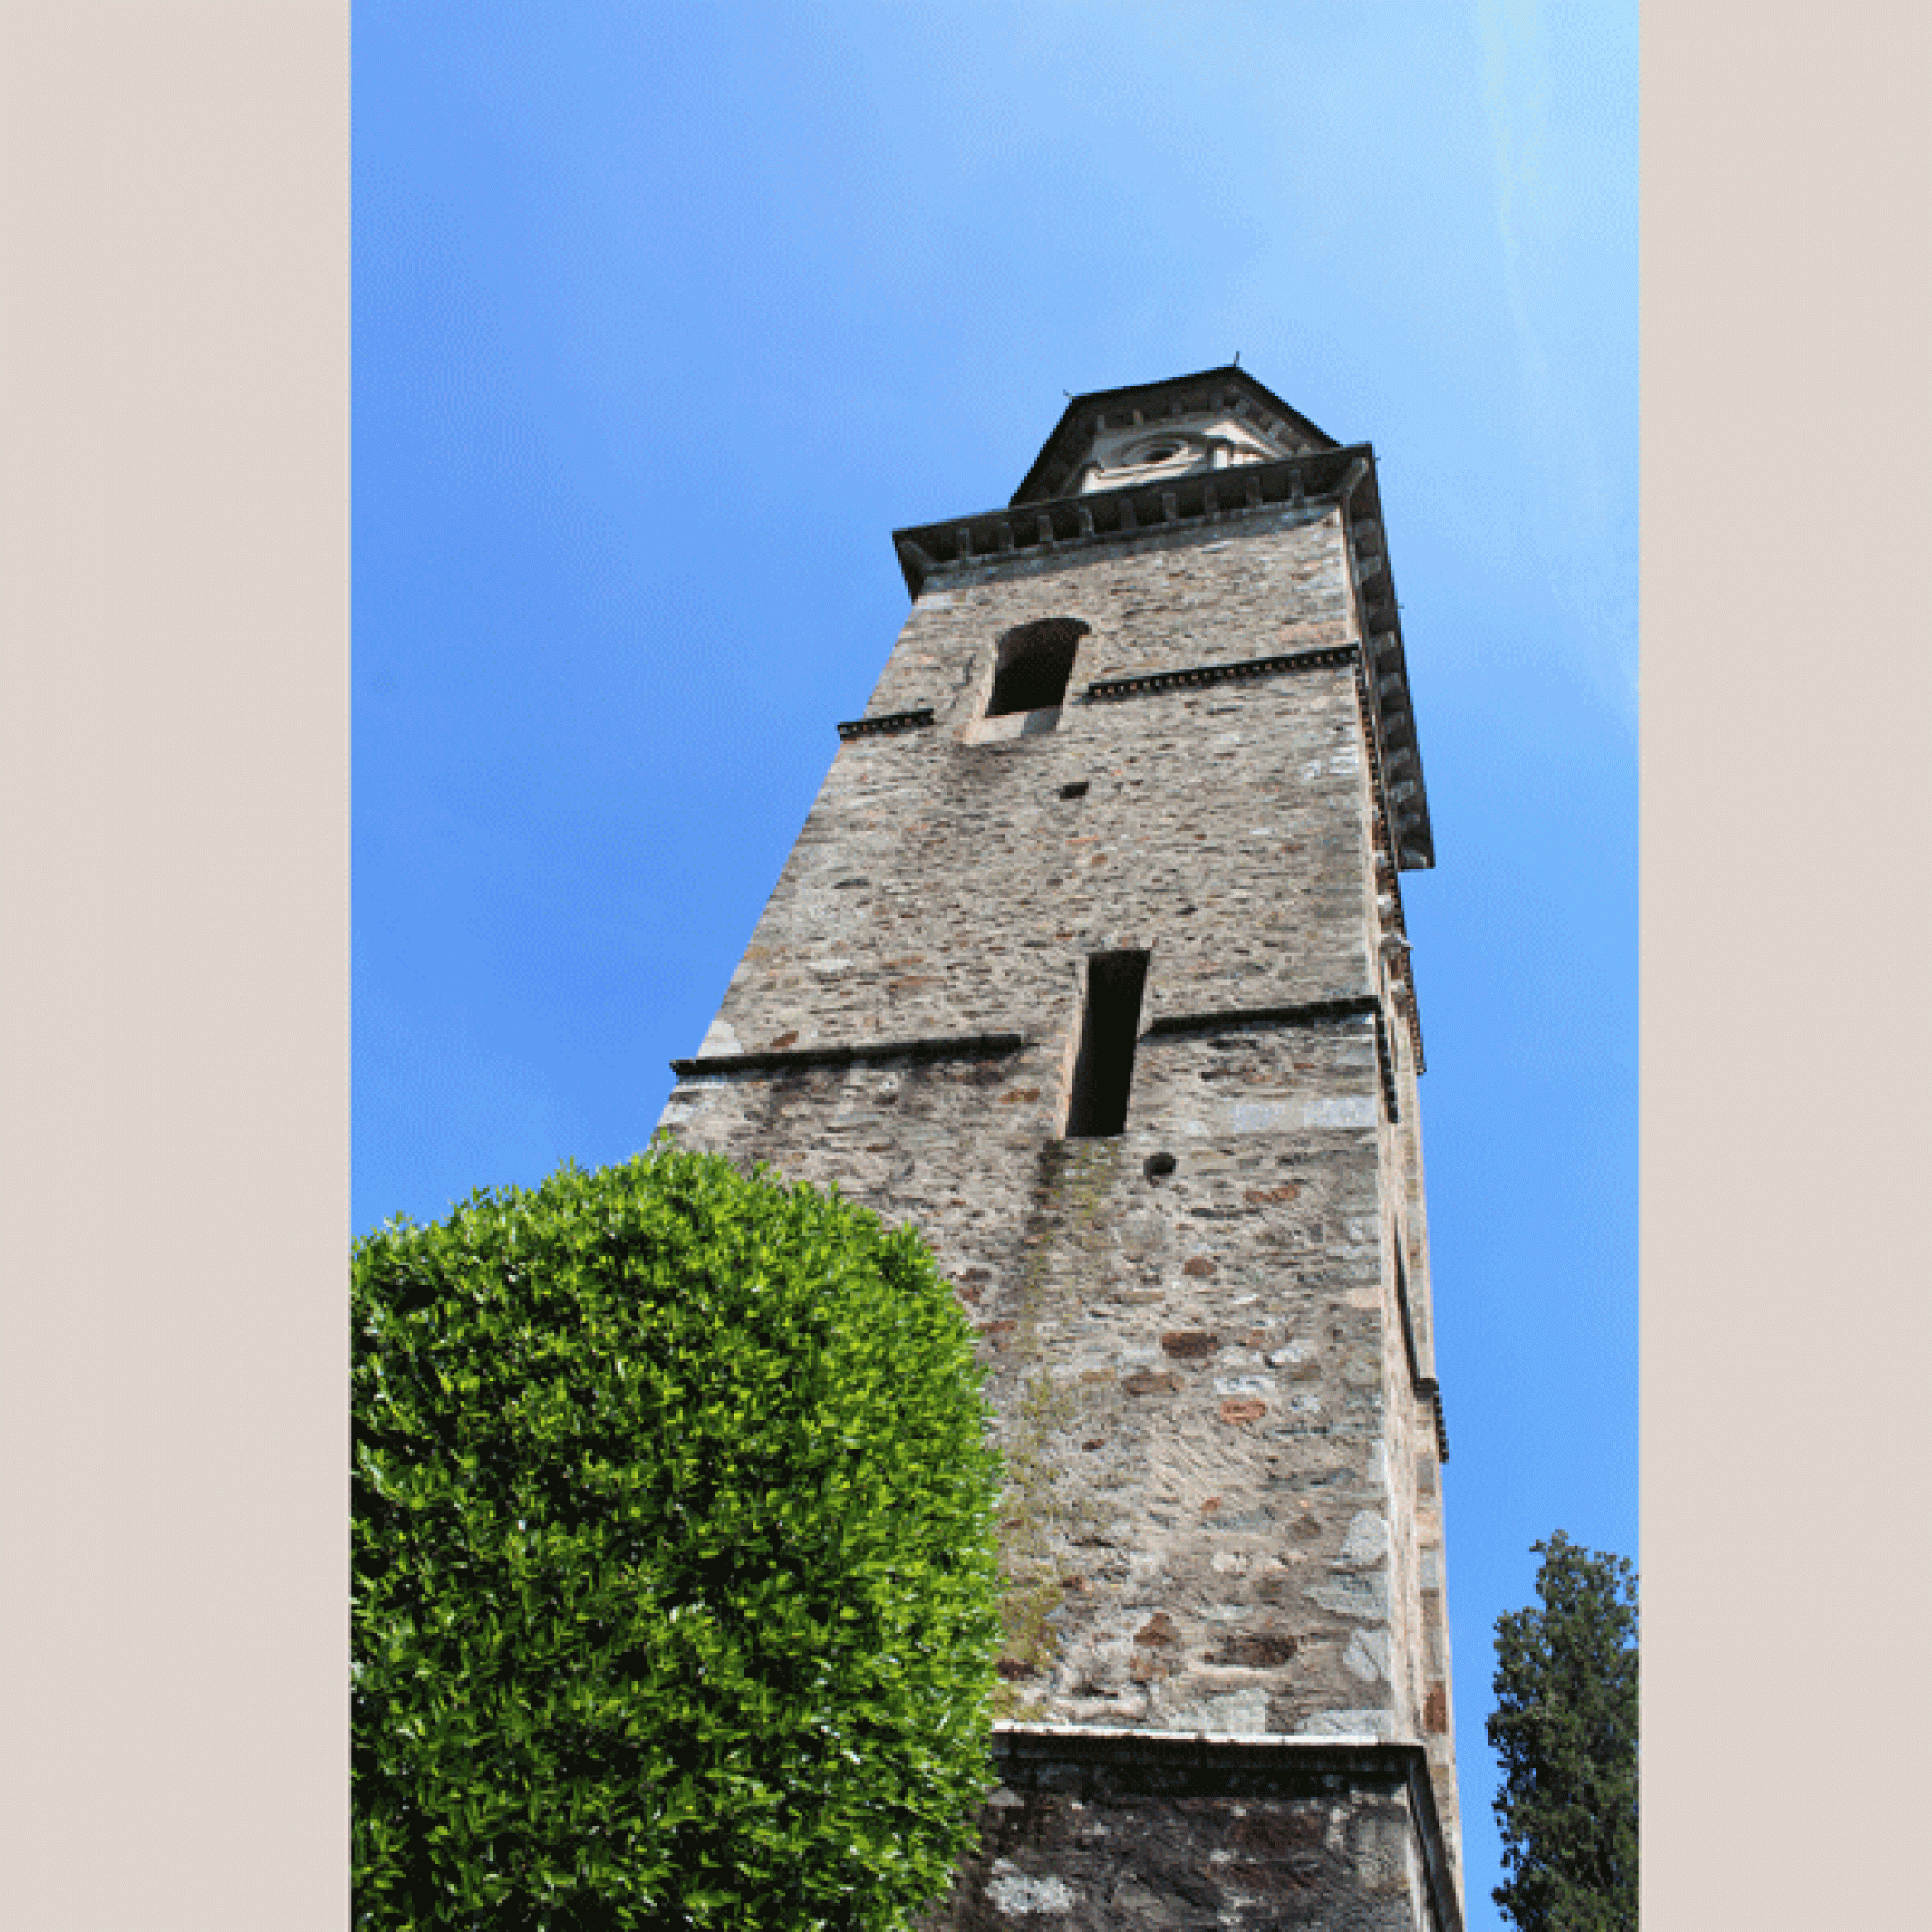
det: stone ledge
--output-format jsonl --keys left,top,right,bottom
{"left": 993, "top": 1720, "right": 1406, "bottom": 1779}
{"left": 1144, "top": 993, "right": 1381, "bottom": 1036}
{"left": 1394, "top": 1258, "right": 1449, "bottom": 1461}
{"left": 1418, "top": 1378, "right": 1451, "bottom": 1462}
{"left": 1081, "top": 642, "right": 1358, "bottom": 701}
{"left": 669, "top": 1030, "right": 1027, "bottom": 1079}
{"left": 835, "top": 706, "right": 935, "bottom": 740}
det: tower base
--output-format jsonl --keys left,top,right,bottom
{"left": 921, "top": 1727, "right": 1463, "bottom": 1931}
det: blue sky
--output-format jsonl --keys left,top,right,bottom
{"left": 353, "top": 5, "right": 1635, "bottom": 1919}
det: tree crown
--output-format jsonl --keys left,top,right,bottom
{"left": 1487, "top": 1531, "right": 1639, "bottom": 1932}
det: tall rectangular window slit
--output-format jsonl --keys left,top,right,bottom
{"left": 1065, "top": 950, "right": 1150, "bottom": 1138}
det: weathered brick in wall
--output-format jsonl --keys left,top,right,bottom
{"left": 658, "top": 490, "right": 1463, "bottom": 1913}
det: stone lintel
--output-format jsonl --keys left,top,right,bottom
{"left": 669, "top": 1030, "right": 1026, "bottom": 1079}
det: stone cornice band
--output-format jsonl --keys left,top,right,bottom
{"left": 677, "top": 999, "right": 1402, "bottom": 1122}
{"left": 1081, "top": 642, "right": 1358, "bottom": 700}
{"left": 894, "top": 445, "right": 1373, "bottom": 595}
{"left": 669, "top": 1030, "right": 1026, "bottom": 1079}
{"left": 1420, "top": 1379, "right": 1451, "bottom": 1463}
{"left": 838, "top": 645, "right": 1353, "bottom": 739}
{"left": 835, "top": 706, "right": 935, "bottom": 740}
{"left": 1393, "top": 1255, "right": 1452, "bottom": 1463}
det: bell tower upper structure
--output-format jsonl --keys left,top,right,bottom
{"left": 1010, "top": 367, "right": 1336, "bottom": 505}
{"left": 660, "top": 367, "right": 1463, "bottom": 1929}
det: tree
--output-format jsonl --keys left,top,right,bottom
{"left": 1488, "top": 1532, "right": 1639, "bottom": 1932}
{"left": 352, "top": 1144, "right": 1004, "bottom": 1932}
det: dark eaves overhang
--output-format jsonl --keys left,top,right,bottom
{"left": 888, "top": 442, "right": 1435, "bottom": 872}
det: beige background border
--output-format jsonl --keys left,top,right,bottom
{"left": 1642, "top": 4, "right": 1930, "bottom": 1926}
{"left": 1, "top": 7, "right": 349, "bottom": 1928}
{"left": 1, "top": 4, "right": 1925, "bottom": 1925}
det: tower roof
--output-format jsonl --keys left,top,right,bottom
{"left": 1011, "top": 366, "right": 1340, "bottom": 508}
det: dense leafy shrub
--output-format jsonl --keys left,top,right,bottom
{"left": 352, "top": 1145, "right": 1003, "bottom": 1931}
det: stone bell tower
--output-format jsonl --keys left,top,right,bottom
{"left": 658, "top": 368, "right": 1463, "bottom": 1929}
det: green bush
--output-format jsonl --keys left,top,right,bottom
{"left": 352, "top": 1144, "right": 1003, "bottom": 1931}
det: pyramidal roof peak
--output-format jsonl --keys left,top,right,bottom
{"left": 1011, "top": 366, "right": 1340, "bottom": 508}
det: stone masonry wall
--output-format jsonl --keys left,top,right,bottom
{"left": 924, "top": 1777, "right": 1439, "bottom": 1932}
{"left": 657, "top": 498, "right": 1461, "bottom": 1911}
{"left": 694, "top": 507, "right": 1371, "bottom": 1062}
{"left": 665, "top": 1030, "right": 1410, "bottom": 1744}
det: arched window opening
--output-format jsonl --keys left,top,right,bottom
{"left": 987, "top": 618, "right": 1088, "bottom": 719}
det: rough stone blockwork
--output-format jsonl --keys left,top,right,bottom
{"left": 657, "top": 372, "right": 1462, "bottom": 1926}
{"left": 919, "top": 1733, "right": 1458, "bottom": 1932}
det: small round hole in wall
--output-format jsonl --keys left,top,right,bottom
{"left": 1144, "top": 1151, "right": 1177, "bottom": 1184}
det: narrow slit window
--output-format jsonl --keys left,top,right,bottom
{"left": 1065, "top": 950, "right": 1150, "bottom": 1138}
{"left": 987, "top": 618, "right": 1087, "bottom": 718}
